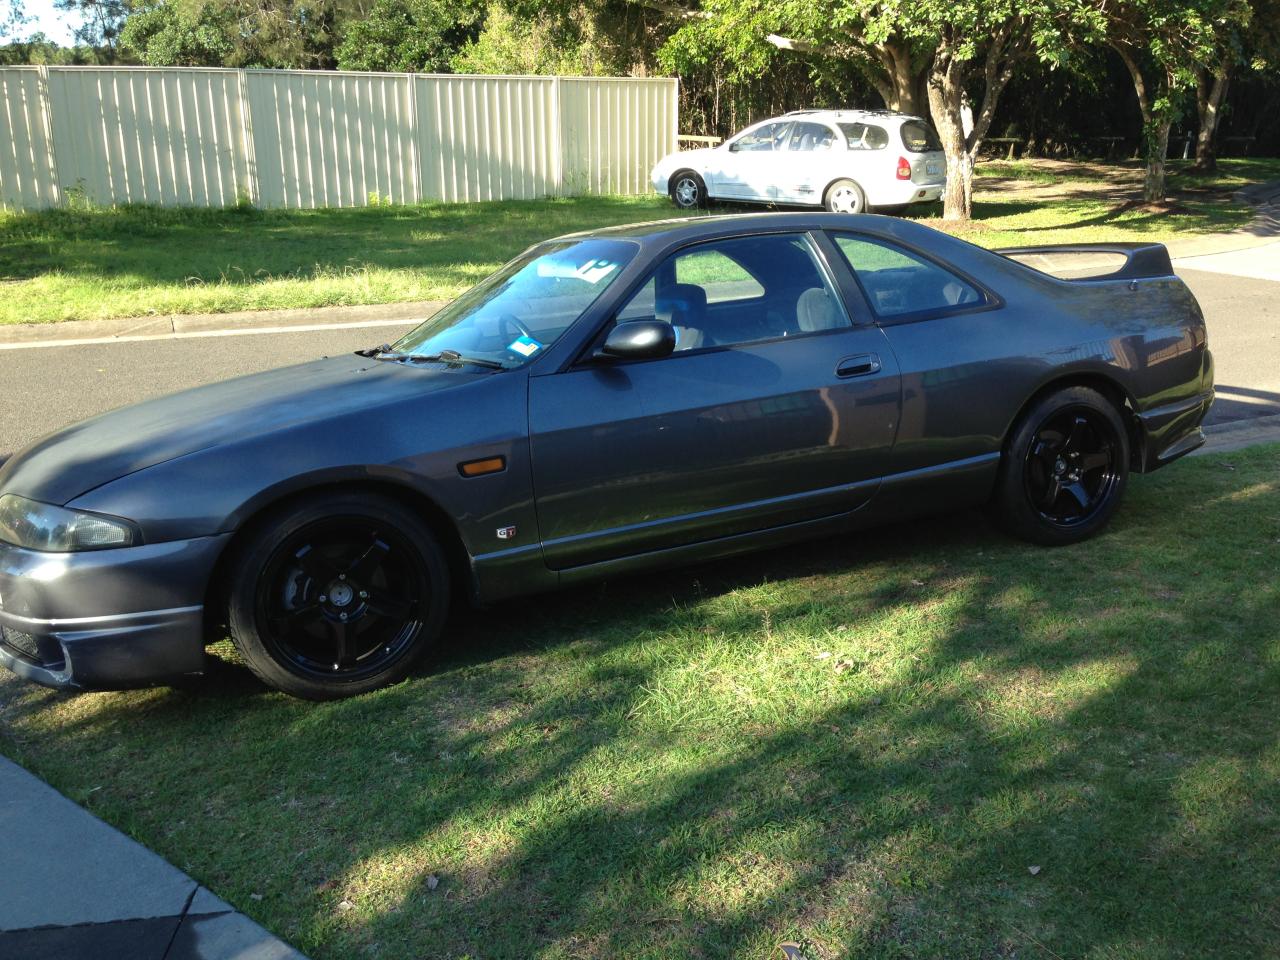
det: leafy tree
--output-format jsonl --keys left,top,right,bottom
{"left": 1, "top": 0, "right": 27, "bottom": 41}
{"left": 121, "top": 2, "right": 237, "bottom": 66}
{"left": 55, "top": 0, "right": 131, "bottom": 60}
{"left": 1098, "top": 0, "right": 1251, "bottom": 200}
{"left": 1192, "top": 0, "right": 1280, "bottom": 171}
{"left": 334, "top": 0, "right": 481, "bottom": 72}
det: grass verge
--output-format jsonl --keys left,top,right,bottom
{"left": 1, "top": 158, "right": 1275, "bottom": 326}
{"left": 2, "top": 443, "right": 1278, "bottom": 959}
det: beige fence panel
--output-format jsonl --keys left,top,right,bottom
{"left": 0, "top": 67, "right": 58, "bottom": 210}
{"left": 0, "top": 67, "right": 678, "bottom": 211}
{"left": 415, "top": 75, "right": 558, "bottom": 203}
{"left": 559, "top": 77, "right": 678, "bottom": 196}
{"left": 45, "top": 67, "right": 251, "bottom": 207}
{"left": 246, "top": 70, "right": 418, "bottom": 208}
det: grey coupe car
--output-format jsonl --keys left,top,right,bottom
{"left": 0, "top": 213, "right": 1213, "bottom": 699}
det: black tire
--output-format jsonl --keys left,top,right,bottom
{"left": 992, "top": 386, "right": 1130, "bottom": 546}
{"left": 226, "top": 492, "right": 449, "bottom": 700}
{"left": 670, "top": 170, "right": 708, "bottom": 209}
{"left": 824, "top": 178, "right": 866, "bottom": 214}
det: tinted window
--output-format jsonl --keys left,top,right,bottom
{"left": 732, "top": 121, "right": 790, "bottom": 152}
{"left": 832, "top": 234, "right": 982, "bottom": 318}
{"left": 614, "top": 234, "right": 849, "bottom": 352}
{"left": 786, "top": 122, "right": 837, "bottom": 152}
{"left": 900, "top": 120, "right": 942, "bottom": 153}
{"left": 838, "top": 122, "right": 889, "bottom": 151}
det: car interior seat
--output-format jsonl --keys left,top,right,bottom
{"left": 656, "top": 283, "right": 709, "bottom": 351}
{"left": 796, "top": 287, "right": 843, "bottom": 332}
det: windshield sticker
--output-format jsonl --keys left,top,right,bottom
{"left": 508, "top": 335, "right": 543, "bottom": 358}
{"left": 536, "top": 257, "right": 618, "bottom": 284}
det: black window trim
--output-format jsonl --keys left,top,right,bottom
{"left": 568, "top": 228, "right": 858, "bottom": 368}
{"left": 825, "top": 229, "right": 1004, "bottom": 327}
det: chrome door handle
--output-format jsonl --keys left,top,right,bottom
{"left": 836, "top": 353, "right": 881, "bottom": 378}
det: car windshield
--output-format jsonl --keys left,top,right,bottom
{"left": 391, "top": 238, "right": 637, "bottom": 368}
{"left": 900, "top": 119, "right": 943, "bottom": 153}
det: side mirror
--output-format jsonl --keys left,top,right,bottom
{"left": 596, "top": 320, "right": 676, "bottom": 361}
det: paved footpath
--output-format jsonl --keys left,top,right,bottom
{"left": 0, "top": 757, "right": 307, "bottom": 959}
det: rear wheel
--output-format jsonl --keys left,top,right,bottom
{"left": 993, "top": 386, "right": 1130, "bottom": 545}
{"left": 670, "top": 170, "right": 708, "bottom": 209}
{"left": 824, "top": 179, "right": 866, "bottom": 214}
{"left": 227, "top": 492, "right": 449, "bottom": 699}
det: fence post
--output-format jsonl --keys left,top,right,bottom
{"left": 551, "top": 75, "right": 564, "bottom": 198}
{"left": 235, "top": 68, "right": 259, "bottom": 205}
{"left": 34, "top": 65, "right": 61, "bottom": 208}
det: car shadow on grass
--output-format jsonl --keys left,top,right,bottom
{"left": 1, "top": 449, "right": 1278, "bottom": 959}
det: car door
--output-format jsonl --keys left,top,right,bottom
{"left": 527, "top": 231, "right": 902, "bottom": 570}
{"left": 705, "top": 121, "right": 792, "bottom": 201}
{"left": 776, "top": 122, "right": 841, "bottom": 205}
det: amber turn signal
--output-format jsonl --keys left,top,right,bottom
{"left": 459, "top": 456, "right": 506, "bottom": 477}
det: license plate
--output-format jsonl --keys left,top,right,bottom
{"left": 925, "top": 163, "right": 940, "bottom": 176}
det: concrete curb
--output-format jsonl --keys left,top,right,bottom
{"left": 1196, "top": 414, "right": 1280, "bottom": 456}
{"left": 1165, "top": 178, "right": 1280, "bottom": 260}
{"left": 0, "top": 299, "right": 446, "bottom": 348}
{"left": 0, "top": 755, "right": 308, "bottom": 959}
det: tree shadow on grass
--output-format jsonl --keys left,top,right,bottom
{"left": 1, "top": 451, "right": 1278, "bottom": 959}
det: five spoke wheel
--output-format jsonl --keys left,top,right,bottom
{"left": 1024, "top": 410, "right": 1119, "bottom": 526}
{"left": 228, "top": 493, "right": 449, "bottom": 699}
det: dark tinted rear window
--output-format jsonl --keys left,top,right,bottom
{"left": 900, "top": 120, "right": 942, "bottom": 153}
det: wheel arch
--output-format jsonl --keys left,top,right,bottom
{"left": 201, "top": 477, "right": 474, "bottom": 638}
{"left": 1004, "top": 371, "right": 1145, "bottom": 471}
{"left": 822, "top": 176, "right": 865, "bottom": 208}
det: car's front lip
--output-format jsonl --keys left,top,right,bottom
{"left": 0, "top": 533, "right": 232, "bottom": 690}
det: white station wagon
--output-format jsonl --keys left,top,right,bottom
{"left": 651, "top": 109, "right": 947, "bottom": 214}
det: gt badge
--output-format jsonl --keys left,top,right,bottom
{"left": 496, "top": 525, "right": 517, "bottom": 540}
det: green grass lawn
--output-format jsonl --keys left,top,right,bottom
{"left": 3, "top": 444, "right": 1278, "bottom": 959}
{"left": 1, "top": 157, "right": 1275, "bottom": 326}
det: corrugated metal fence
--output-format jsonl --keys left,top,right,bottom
{"left": 0, "top": 66, "right": 678, "bottom": 211}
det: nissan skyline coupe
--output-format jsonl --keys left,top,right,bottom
{"left": 0, "top": 213, "right": 1213, "bottom": 700}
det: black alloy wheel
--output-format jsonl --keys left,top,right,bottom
{"left": 993, "top": 385, "right": 1130, "bottom": 545}
{"left": 228, "top": 493, "right": 449, "bottom": 699}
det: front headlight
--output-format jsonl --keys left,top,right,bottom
{"left": 0, "top": 494, "right": 137, "bottom": 552}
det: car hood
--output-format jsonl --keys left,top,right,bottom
{"left": 0, "top": 355, "right": 485, "bottom": 506}
{"left": 655, "top": 147, "right": 716, "bottom": 174}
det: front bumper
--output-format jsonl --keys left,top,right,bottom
{"left": 0, "top": 534, "right": 231, "bottom": 690}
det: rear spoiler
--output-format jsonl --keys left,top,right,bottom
{"left": 995, "top": 242, "right": 1175, "bottom": 282}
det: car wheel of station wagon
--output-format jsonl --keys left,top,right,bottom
{"left": 671, "top": 170, "right": 708, "bottom": 209}
{"left": 226, "top": 493, "right": 449, "bottom": 700}
{"left": 824, "top": 178, "right": 866, "bottom": 214}
{"left": 993, "top": 386, "right": 1130, "bottom": 546}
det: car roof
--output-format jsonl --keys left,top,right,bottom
{"left": 777, "top": 109, "right": 924, "bottom": 126}
{"left": 550, "top": 211, "right": 941, "bottom": 249}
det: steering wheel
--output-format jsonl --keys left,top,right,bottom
{"left": 498, "top": 313, "right": 534, "bottom": 343}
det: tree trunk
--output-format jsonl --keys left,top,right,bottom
{"left": 1194, "top": 68, "right": 1229, "bottom": 173}
{"left": 927, "top": 48, "right": 972, "bottom": 221}
{"left": 1143, "top": 118, "right": 1172, "bottom": 202}
{"left": 871, "top": 38, "right": 929, "bottom": 116}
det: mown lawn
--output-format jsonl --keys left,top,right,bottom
{"left": 2, "top": 443, "right": 1278, "bottom": 959}
{"left": 1, "top": 157, "right": 1275, "bottom": 326}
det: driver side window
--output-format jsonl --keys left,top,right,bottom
{"left": 613, "top": 233, "right": 850, "bottom": 353}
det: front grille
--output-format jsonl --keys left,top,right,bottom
{"left": 0, "top": 625, "right": 65, "bottom": 671}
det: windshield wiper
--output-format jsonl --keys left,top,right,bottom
{"left": 410, "top": 350, "right": 507, "bottom": 370}
{"left": 356, "top": 344, "right": 506, "bottom": 370}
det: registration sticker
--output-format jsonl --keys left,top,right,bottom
{"left": 508, "top": 335, "right": 543, "bottom": 357}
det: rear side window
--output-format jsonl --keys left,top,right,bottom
{"left": 900, "top": 120, "right": 942, "bottom": 153}
{"left": 832, "top": 234, "right": 982, "bottom": 319}
{"left": 786, "top": 122, "right": 837, "bottom": 152}
{"left": 838, "top": 122, "right": 889, "bottom": 151}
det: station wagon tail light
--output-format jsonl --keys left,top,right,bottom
{"left": 896, "top": 156, "right": 913, "bottom": 180}
{"left": 0, "top": 494, "right": 137, "bottom": 552}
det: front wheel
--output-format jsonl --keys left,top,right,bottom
{"left": 226, "top": 492, "right": 449, "bottom": 699}
{"left": 670, "top": 170, "right": 708, "bottom": 210}
{"left": 824, "top": 179, "right": 866, "bottom": 214}
{"left": 992, "top": 386, "right": 1130, "bottom": 546}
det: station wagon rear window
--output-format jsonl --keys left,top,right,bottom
{"left": 900, "top": 120, "right": 943, "bottom": 153}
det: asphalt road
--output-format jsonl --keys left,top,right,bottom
{"left": 0, "top": 266, "right": 1276, "bottom": 462}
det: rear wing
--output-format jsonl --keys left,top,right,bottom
{"left": 995, "top": 242, "right": 1175, "bottom": 282}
